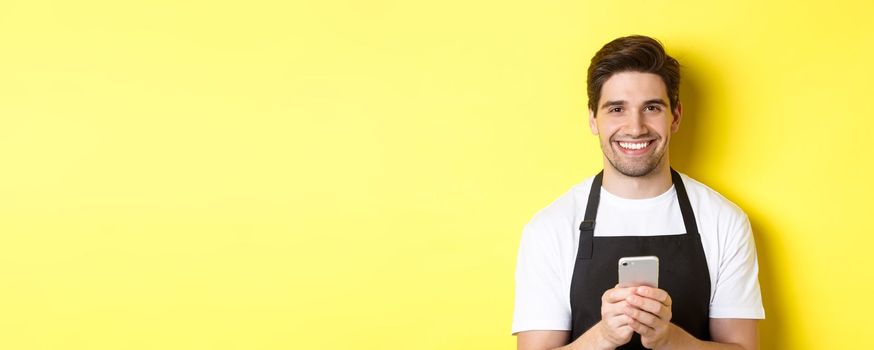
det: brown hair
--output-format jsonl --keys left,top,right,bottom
{"left": 587, "top": 35, "right": 680, "bottom": 115}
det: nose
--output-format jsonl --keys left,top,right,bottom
{"left": 624, "top": 110, "right": 647, "bottom": 136}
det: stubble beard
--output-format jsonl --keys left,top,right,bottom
{"left": 602, "top": 137, "right": 668, "bottom": 178}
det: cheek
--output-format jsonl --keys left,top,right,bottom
{"left": 649, "top": 121, "right": 673, "bottom": 135}
{"left": 605, "top": 125, "right": 623, "bottom": 139}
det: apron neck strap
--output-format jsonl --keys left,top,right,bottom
{"left": 578, "top": 168, "right": 700, "bottom": 259}
{"left": 576, "top": 171, "right": 604, "bottom": 259}
{"left": 670, "top": 168, "right": 699, "bottom": 235}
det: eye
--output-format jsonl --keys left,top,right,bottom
{"left": 608, "top": 107, "right": 623, "bottom": 113}
{"left": 644, "top": 105, "right": 662, "bottom": 112}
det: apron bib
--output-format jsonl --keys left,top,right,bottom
{"left": 569, "top": 169, "right": 711, "bottom": 348}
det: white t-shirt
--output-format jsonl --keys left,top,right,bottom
{"left": 511, "top": 173, "right": 765, "bottom": 334}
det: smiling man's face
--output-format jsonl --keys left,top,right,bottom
{"left": 589, "top": 71, "right": 682, "bottom": 177}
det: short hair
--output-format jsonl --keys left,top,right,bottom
{"left": 587, "top": 35, "right": 680, "bottom": 115}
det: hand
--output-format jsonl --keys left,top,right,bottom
{"left": 596, "top": 285, "right": 637, "bottom": 348}
{"left": 624, "top": 286, "right": 674, "bottom": 349}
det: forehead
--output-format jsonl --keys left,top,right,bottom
{"left": 599, "top": 71, "right": 668, "bottom": 104}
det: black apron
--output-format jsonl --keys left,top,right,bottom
{"left": 569, "top": 169, "right": 711, "bottom": 348}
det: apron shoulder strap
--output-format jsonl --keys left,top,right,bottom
{"left": 577, "top": 169, "right": 700, "bottom": 260}
{"left": 576, "top": 171, "right": 603, "bottom": 260}
{"left": 670, "top": 168, "right": 700, "bottom": 235}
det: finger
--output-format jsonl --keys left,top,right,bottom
{"left": 603, "top": 287, "right": 637, "bottom": 303}
{"left": 626, "top": 294, "right": 665, "bottom": 315}
{"left": 628, "top": 317, "right": 655, "bottom": 336}
{"left": 605, "top": 300, "right": 630, "bottom": 312}
{"left": 617, "top": 325, "right": 634, "bottom": 340}
{"left": 624, "top": 305, "right": 659, "bottom": 328}
{"left": 602, "top": 299, "right": 630, "bottom": 320}
{"left": 603, "top": 315, "right": 634, "bottom": 343}
{"left": 636, "top": 286, "right": 672, "bottom": 306}
{"left": 606, "top": 313, "right": 632, "bottom": 329}
{"left": 627, "top": 294, "right": 672, "bottom": 320}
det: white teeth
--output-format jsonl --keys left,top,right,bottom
{"left": 618, "top": 141, "right": 649, "bottom": 150}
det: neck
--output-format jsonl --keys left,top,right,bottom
{"left": 601, "top": 161, "right": 673, "bottom": 199}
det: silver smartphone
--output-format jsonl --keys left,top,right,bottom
{"left": 618, "top": 256, "right": 659, "bottom": 288}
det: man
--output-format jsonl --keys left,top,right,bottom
{"left": 512, "top": 35, "right": 764, "bottom": 350}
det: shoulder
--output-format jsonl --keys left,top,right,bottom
{"left": 678, "top": 172, "right": 748, "bottom": 223}
{"left": 678, "top": 172, "right": 753, "bottom": 257}
{"left": 522, "top": 176, "right": 595, "bottom": 241}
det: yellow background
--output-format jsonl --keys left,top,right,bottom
{"left": 1, "top": 0, "right": 871, "bottom": 348}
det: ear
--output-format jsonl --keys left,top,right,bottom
{"left": 588, "top": 109, "right": 599, "bottom": 135}
{"left": 670, "top": 101, "right": 683, "bottom": 133}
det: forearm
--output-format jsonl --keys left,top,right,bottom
{"left": 557, "top": 322, "right": 616, "bottom": 350}
{"left": 660, "top": 324, "right": 751, "bottom": 350}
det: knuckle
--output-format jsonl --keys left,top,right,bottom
{"left": 615, "top": 301, "right": 625, "bottom": 310}
{"left": 636, "top": 312, "right": 646, "bottom": 321}
{"left": 639, "top": 310, "right": 650, "bottom": 321}
{"left": 642, "top": 301, "right": 654, "bottom": 312}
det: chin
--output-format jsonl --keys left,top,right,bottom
{"left": 616, "top": 166, "right": 657, "bottom": 177}
{"left": 608, "top": 158, "right": 665, "bottom": 178}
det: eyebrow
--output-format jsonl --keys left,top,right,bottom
{"left": 600, "top": 99, "right": 668, "bottom": 109}
{"left": 599, "top": 100, "right": 626, "bottom": 109}
{"left": 643, "top": 99, "right": 668, "bottom": 106}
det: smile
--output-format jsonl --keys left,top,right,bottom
{"left": 618, "top": 141, "right": 650, "bottom": 150}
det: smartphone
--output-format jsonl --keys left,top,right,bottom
{"left": 618, "top": 256, "right": 659, "bottom": 288}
